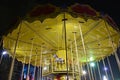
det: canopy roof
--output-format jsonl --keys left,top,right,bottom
{"left": 3, "top": 4, "right": 120, "bottom": 66}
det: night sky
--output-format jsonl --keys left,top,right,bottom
{"left": 0, "top": 0, "right": 120, "bottom": 35}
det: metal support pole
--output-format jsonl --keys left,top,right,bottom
{"left": 27, "top": 38, "right": 34, "bottom": 79}
{"left": 8, "top": 21, "right": 22, "bottom": 80}
{"left": 78, "top": 22, "right": 92, "bottom": 80}
{"left": 62, "top": 12, "right": 69, "bottom": 80}
{"left": 90, "top": 66, "right": 94, "bottom": 80}
{"left": 0, "top": 36, "right": 2, "bottom": 46}
{"left": 0, "top": 36, "right": 3, "bottom": 63}
{"left": 40, "top": 46, "right": 43, "bottom": 80}
{"left": 21, "top": 55, "right": 26, "bottom": 80}
{"left": 73, "top": 32, "right": 81, "bottom": 80}
{"left": 96, "top": 62, "right": 102, "bottom": 80}
{"left": 0, "top": 54, "right": 3, "bottom": 64}
{"left": 107, "top": 57, "right": 115, "bottom": 80}
{"left": 93, "top": 67, "right": 96, "bottom": 80}
{"left": 81, "top": 64, "right": 86, "bottom": 80}
{"left": 70, "top": 43, "right": 75, "bottom": 79}
{"left": 102, "top": 58, "right": 109, "bottom": 80}
{"left": 37, "top": 67, "right": 39, "bottom": 80}
{"left": 104, "top": 20, "right": 120, "bottom": 71}
{"left": 33, "top": 52, "right": 37, "bottom": 80}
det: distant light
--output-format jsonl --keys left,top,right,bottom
{"left": 90, "top": 57, "right": 94, "bottom": 61}
{"left": 103, "top": 75, "right": 108, "bottom": 80}
{"left": 90, "top": 62, "right": 95, "bottom": 67}
{"left": 2, "top": 51, "right": 7, "bottom": 55}
{"left": 82, "top": 70, "right": 87, "bottom": 75}
{"left": 104, "top": 67, "right": 108, "bottom": 71}
{"left": 24, "top": 74, "right": 27, "bottom": 79}
{"left": 43, "top": 66, "right": 47, "bottom": 70}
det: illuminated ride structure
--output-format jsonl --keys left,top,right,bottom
{"left": 1, "top": 4, "right": 120, "bottom": 80}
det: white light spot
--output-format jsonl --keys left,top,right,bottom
{"left": 104, "top": 67, "right": 108, "bottom": 71}
{"left": 90, "top": 57, "right": 94, "bottom": 61}
{"left": 82, "top": 70, "right": 87, "bottom": 75}
{"left": 43, "top": 66, "right": 47, "bottom": 70}
{"left": 90, "top": 62, "right": 95, "bottom": 67}
{"left": 2, "top": 51, "right": 7, "bottom": 55}
{"left": 103, "top": 75, "right": 108, "bottom": 80}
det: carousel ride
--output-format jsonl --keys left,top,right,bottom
{"left": 2, "top": 4, "right": 120, "bottom": 80}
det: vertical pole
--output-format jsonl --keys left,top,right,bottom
{"left": 70, "top": 43, "right": 75, "bottom": 79}
{"left": 107, "top": 57, "right": 115, "bottom": 80}
{"left": 40, "top": 46, "right": 43, "bottom": 80}
{"left": 78, "top": 22, "right": 92, "bottom": 80}
{"left": 102, "top": 58, "right": 109, "bottom": 79}
{"left": 62, "top": 12, "right": 69, "bottom": 80}
{"left": 0, "top": 52, "right": 3, "bottom": 64}
{"left": 37, "top": 67, "right": 39, "bottom": 80}
{"left": 8, "top": 21, "right": 22, "bottom": 80}
{"left": 21, "top": 55, "right": 26, "bottom": 80}
{"left": 73, "top": 32, "right": 81, "bottom": 80}
{"left": 33, "top": 52, "right": 37, "bottom": 80}
{"left": 51, "top": 53, "right": 54, "bottom": 73}
{"left": 27, "top": 38, "right": 34, "bottom": 79}
{"left": 0, "top": 36, "right": 4, "bottom": 64}
{"left": 0, "top": 36, "right": 3, "bottom": 63}
{"left": 86, "top": 63, "right": 91, "bottom": 80}
{"left": 90, "top": 66, "right": 94, "bottom": 80}
{"left": 81, "top": 64, "right": 86, "bottom": 80}
{"left": 104, "top": 20, "right": 120, "bottom": 71}
{"left": 93, "top": 67, "right": 97, "bottom": 80}
{"left": 96, "top": 62, "right": 102, "bottom": 80}
{"left": 0, "top": 36, "right": 2, "bottom": 47}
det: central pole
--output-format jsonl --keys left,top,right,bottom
{"left": 62, "top": 12, "right": 69, "bottom": 80}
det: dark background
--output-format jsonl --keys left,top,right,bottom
{"left": 0, "top": 0, "right": 120, "bottom": 36}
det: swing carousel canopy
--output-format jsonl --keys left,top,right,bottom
{"left": 3, "top": 4, "right": 120, "bottom": 66}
